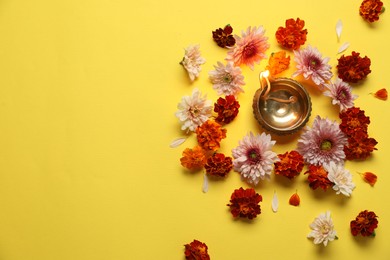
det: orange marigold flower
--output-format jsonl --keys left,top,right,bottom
{"left": 275, "top": 18, "right": 308, "bottom": 50}
{"left": 196, "top": 120, "right": 227, "bottom": 151}
{"left": 350, "top": 210, "right": 379, "bottom": 237}
{"left": 274, "top": 150, "right": 304, "bottom": 179}
{"left": 227, "top": 187, "right": 262, "bottom": 219}
{"left": 289, "top": 192, "right": 300, "bottom": 206}
{"left": 304, "top": 165, "right": 333, "bottom": 191}
{"left": 265, "top": 51, "right": 291, "bottom": 76}
{"left": 212, "top": 24, "right": 236, "bottom": 48}
{"left": 184, "top": 239, "right": 210, "bottom": 260}
{"left": 204, "top": 153, "right": 232, "bottom": 178}
{"left": 214, "top": 95, "right": 240, "bottom": 124}
{"left": 344, "top": 131, "right": 378, "bottom": 160}
{"left": 339, "top": 106, "right": 370, "bottom": 136}
{"left": 360, "top": 0, "right": 384, "bottom": 23}
{"left": 372, "top": 88, "right": 388, "bottom": 100}
{"left": 360, "top": 172, "right": 378, "bottom": 186}
{"left": 180, "top": 146, "right": 207, "bottom": 171}
{"left": 337, "top": 51, "right": 371, "bottom": 83}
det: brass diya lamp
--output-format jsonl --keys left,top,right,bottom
{"left": 253, "top": 71, "right": 312, "bottom": 135}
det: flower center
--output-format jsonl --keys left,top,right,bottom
{"left": 247, "top": 148, "right": 261, "bottom": 163}
{"left": 320, "top": 140, "right": 332, "bottom": 151}
{"left": 308, "top": 57, "right": 321, "bottom": 69}
{"left": 223, "top": 73, "right": 233, "bottom": 83}
{"left": 243, "top": 43, "right": 258, "bottom": 59}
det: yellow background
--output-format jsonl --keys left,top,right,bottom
{"left": 0, "top": 0, "right": 389, "bottom": 259}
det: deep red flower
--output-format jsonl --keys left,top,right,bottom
{"left": 344, "top": 131, "right": 378, "bottom": 160}
{"left": 196, "top": 120, "right": 227, "bottom": 151}
{"left": 212, "top": 25, "right": 236, "bottom": 48}
{"left": 339, "top": 107, "right": 370, "bottom": 136}
{"left": 227, "top": 187, "right": 262, "bottom": 219}
{"left": 274, "top": 150, "right": 304, "bottom": 179}
{"left": 184, "top": 240, "right": 210, "bottom": 260}
{"left": 180, "top": 146, "right": 208, "bottom": 171}
{"left": 275, "top": 18, "right": 308, "bottom": 50}
{"left": 360, "top": 0, "right": 384, "bottom": 23}
{"left": 304, "top": 165, "right": 333, "bottom": 191}
{"left": 289, "top": 192, "right": 300, "bottom": 206}
{"left": 214, "top": 95, "right": 240, "bottom": 124}
{"left": 350, "top": 210, "right": 379, "bottom": 236}
{"left": 372, "top": 88, "right": 388, "bottom": 100}
{"left": 204, "top": 153, "right": 232, "bottom": 178}
{"left": 337, "top": 52, "right": 371, "bottom": 83}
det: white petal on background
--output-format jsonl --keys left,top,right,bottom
{"left": 169, "top": 137, "right": 187, "bottom": 148}
{"left": 272, "top": 191, "right": 279, "bottom": 212}
{"left": 336, "top": 19, "right": 343, "bottom": 41}
{"left": 337, "top": 42, "right": 350, "bottom": 54}
{"left": 202, "top": 173, "right": 209, "bottom": 193}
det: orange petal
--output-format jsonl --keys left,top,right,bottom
{"left": 373, "top": 88, "right": 388, "bottom": 101}
{"left": 362, "top": 172, "right": 378, "bottom": 186}
{"left": 289, "top": 192, "right": 300, "bottom": 206}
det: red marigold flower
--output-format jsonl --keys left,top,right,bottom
{"left": 212, "top": 24, "right": 236, "bottom": 48}
{"left": 372, "top": 88, "right": 388, "bottom": 100}
{"left": 339, "top": 106, "right": 370, "bottom": 136}
{"left": 274, "top": 150, "right": 304, "bottom": 179}
{"left": 289, "top": 192, "right": 300, "bottom": 206}
{"left": 214, "top": 95, "right": 240, "bottom": 124}
{"left": 196, "top": 120, "right": 227, "bottom": 151}
{"left": 350, "top": 210, "right": 379, "bottom": 236}
{"left": 204, "top": 153, "right": 232, "bottom": 178}
{"left": 360, "top": 0, "right": 384, "bottom": 23}
{"left": 265, "top": 51, "right": 291, "bottom": 76}
{"left": 180, "top": 146, "right": 207, "bottom": 171}
{"left": 227, "top": 187, "right": 262, "bottom": 219}
{"left": 184, "top": 239, "right": 210, "bottom": 260}
{"left": 344, "top": 131, "right": 378, "bottom": 160}
{"left": 304, "top": 165, "right": 333, "bottom": 191}
{"left": 337, "top": 51, "right": 371, "bottom": 83}
{"left": 360, "top": 171, "right": 378, "bottom": 186}
{"left": 275, "top": 18, "right": 308, "bottom": 50}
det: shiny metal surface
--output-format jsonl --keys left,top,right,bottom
{"left": 253, "top": 78, "right": 312, "bottom": 135}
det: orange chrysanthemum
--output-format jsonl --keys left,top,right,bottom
{"left": 180, "top": 146, "right": 207, "bottom": 171}
{"left": 350, "top": 210, "right": 379, "bottom": 237}
{"left": 184, "top": 240, "right": 210, "bottom": 260}
{"left": 360, "top": 172, "right": 378, "bottom": 186}
{"left": 227, "top": 187, "right": 262, "bottom": 219}
{"left": 305, "top": 165, "right": 333, "bottom": 191}
{"left": 196, "top": 120, "right": 227, "bottom": 151}
{"left": 274, "top": 150, "right": 304, "bottom": 179}
{"left": 204, "top": 153, "right": 232, "bottom": 178}
{"left": 337, "top": 52, "right": 371, "bottom": 83}
{"left": 359, "top": 0, "right": 384, "bottom": 23}
{"left": 289, "top": 192, "right": 300, "bottom": 206}
{"left": 265, "top": 51, "right": 291, "bottom": 76}
{"left": 372, "top": 88, "right": 388, "bottom": 100}
{"left": 275, "top": 18, "right": 308, "bottom": 50}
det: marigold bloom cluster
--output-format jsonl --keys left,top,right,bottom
{"left": 275, "top": 18, "right": 308, "bottom": 50}
{"left": 265, "top": 51, "right": 290, "bottom": 76}
{"left": 205, "top": 153, "right": 233, "bottom": 178}
{"left": 214, "top": 95, "right": 240, "bottom": 124}
{"left": 196, "top": 120, "right": 227, "bottom": 151}
{"left": 350, "top": 210, "right": 379, "bottom": 236}
{"left": 359, "top": 0, "right": 384, "bottom": 23}
{"left": 180, "top": 146, "right": 207, "bottom": 171}
{"left": 274, "top": 150, "right": 304, "bottom": 179}
{"left": 227, "top": 187, "right": 262, "bottom": 219}
{"left": 305, "top": 165, "right": 334, "bottom": 191}
{"left": 212, "top": 25, "right": 236, "bottom": 48}
{"left": 337, "top": 52, "right": 371, "bottom": 83}
{"left": 184, "top": 239, "right": 210, "bottom": 260}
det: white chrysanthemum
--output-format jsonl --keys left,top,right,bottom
{"left": 324, "top": 78, "right": 358, "bottom": 111}
{"left": 308, "top": 211, "right": 337, "bottom": 246}
{"left": 208, "top": 61, "right": 245, "bottom": 96}
{"left": 324, "top": 161, "right": 355, "bottom": 197}
{"left": 232, "top": 132, "right": 279, "bottom": 186}
{"left": 180, "top": 44, "right": 206, "bottom": 81}
{"left": 175, "top": 88, "right": 212, "bottom": 132}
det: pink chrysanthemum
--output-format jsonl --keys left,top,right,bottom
{"left": 292, "top": 45, "right": 333, "bottom": 89}
{"left": 232, "top": 132, "right": 279, "bottom": 186}
{"left": 208, "top": 62, "right": 245, "bottom": 96}
{"left": 324, "top": 78, "right": 358, "bottom": 111}
{"left": 226, "top": 26, "right": 270, "bottom": 70}
{"left": 180, "top": 44, "right": 206, "bottom": 82}
{"left": 297, "top": 116, "right": 347, "bottom": 166}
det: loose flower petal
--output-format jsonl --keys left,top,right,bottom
{"left": 272, "top": 191, "right": 279, "bottom": 213}
{"left": 170, "top": 137, "right": 187, "bottom": 148}
{"left": 372, "top": 88, "right": 388, "bottom": 100}
{"left": 360, "top": 172, "right": 378, "bottom": 186}
{"left": 202, "top": 173, "right": 209, "bottom": 193}
{"left": 289, "top": 192, "right": 300, "bottom": 206}
{"left": 337, "top": 42, "right": 350, "bottom": 54}
{"left": 336, "top": 19, "right": 343, "bottom": 41}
